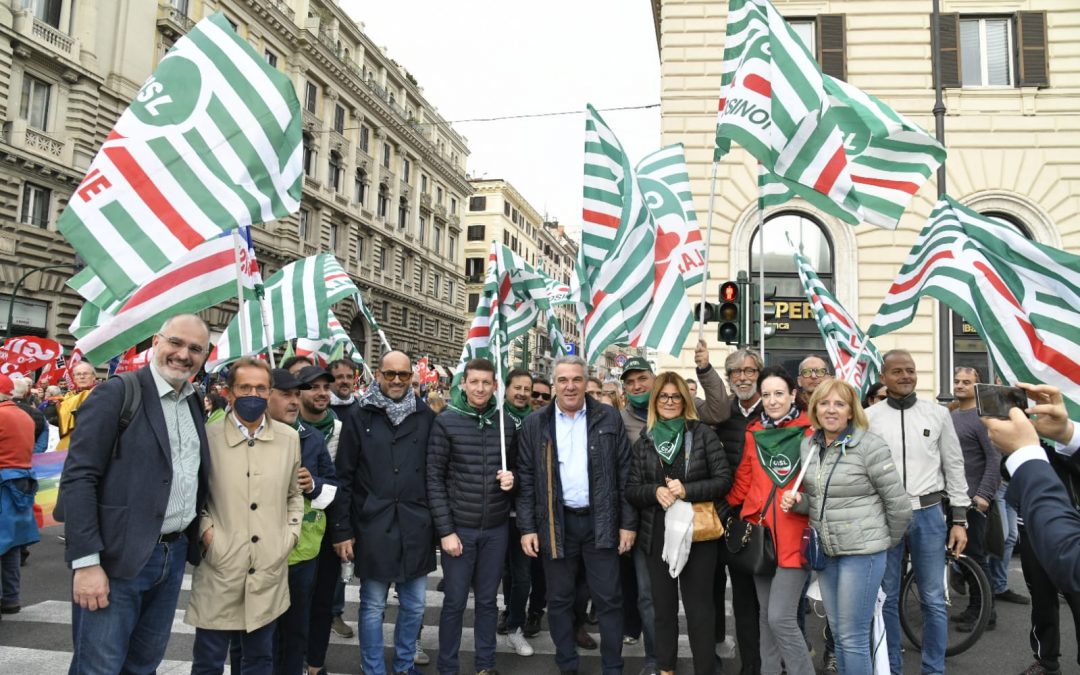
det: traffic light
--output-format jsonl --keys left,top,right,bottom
{"left": 718, "top": 281, "right": 741, "bottom": 345}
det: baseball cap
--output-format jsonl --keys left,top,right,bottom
{"left": 0, "top": 373, "right": 13, "bottom": 396}
{"left": 297, "top": 365, "right": 334, "bottom": 385}
{"left": 271, "top": 368, "right": 311, "bottom": 391}
{"left": 620, "top": 357, "right": 653, "bottom": 380}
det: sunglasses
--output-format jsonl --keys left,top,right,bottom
{"left": 381, "top": 370, "right": 413, "bottom": 382}
{"left": 532, "top": 391, "right": 552, "bottom": 401}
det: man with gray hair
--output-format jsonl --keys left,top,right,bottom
{"left": 61, "top": 314, "right": 213, "bottom": 674}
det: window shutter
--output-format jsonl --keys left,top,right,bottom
{"left": 936, "top": 13, "right": 961, "bottom": 88}
{"left": 816, "top": 14, "right": 846, "bottom": 81}
{"left": 1016, "top": 11, "right": 1049, "bottom": 87}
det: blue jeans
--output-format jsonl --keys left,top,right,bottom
{"left": 438, "top": 524, "right": 509, "bottom": 674}
{"left": 989, "top": 482, "right": 1019, "bottom": 594}
{"left": 883, "top": 505, "right": 948, "bottom": 675}
{"left": 818, "top": 551, "right": 887, "bottom": 675}
{"left": 275, "top": 558, "right": 318, "bottom": 674}
{"left": 632, "top": 546, "right": 657, "bottom": 667}
{"left": 359, "top": 574, "right": 427, "bottom": 674}
{"left": 192, "top": 621, "right": 275, "bottom": 675}
{"left": 69, "top": 537, "right": 188, "bottom": 675}
{"left": 1, "top": 546, "right": 21, "bottom": 606}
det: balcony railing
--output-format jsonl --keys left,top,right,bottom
{"left": 156, "top": 3, "right": 195, "bottom": 38}
{"left": 32, "top": 16, "right": 75, "bottom": 53}
{"left": 24, "top": 128, "right": 64, "bottom": 159}
{"left": 267, "top": 0, "right": 294, "bottom": 20}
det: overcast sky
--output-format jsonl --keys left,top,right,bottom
{"left": 340, "top": 0, "right": 661, "bottom": 232}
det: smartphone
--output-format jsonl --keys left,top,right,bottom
{"left": 975, "top": 383, "right": 1028, "bottom": 419}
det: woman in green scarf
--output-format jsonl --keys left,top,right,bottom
{"left": 725, "top": 365, "right": 815, "bottom": 675}
{"left": 626, "top": 372, "right": 731, "bottom": 675}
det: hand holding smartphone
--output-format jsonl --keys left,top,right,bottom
{"left": 975, "top": 383, "right": 1028, "bottom": 419}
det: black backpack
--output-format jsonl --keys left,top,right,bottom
{"left": 54, "top": 371, "right": 143, "bottom": 523}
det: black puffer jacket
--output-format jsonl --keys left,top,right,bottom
{"left": 427, "top": 407, "right": 517, "bottom": 537}
{"left": 515, "top": 396, "right": 636, "bottom": 559}
{"left": 626, "top": 420, "right": 732, "bottom": 554}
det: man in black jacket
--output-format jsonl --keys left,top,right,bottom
{"left": 517, "top": 355, "right": 636, "bottom": 675}
{"left": 331, "top": 350, "right": 436, "bottom": 675}
{"left": 428, "top": 358, "right": 516, "bottom": 675}
{"left": 60, "top": 314, "right": 211, "bottom": 674}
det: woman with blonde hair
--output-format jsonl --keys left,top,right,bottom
{"left": 626, "top": 372, "right": 731, "bottom": 675}
{"left": 781, "top": 379, "right": 912, "bottom": 675}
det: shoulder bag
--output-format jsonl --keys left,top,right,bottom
{"left": 723, "top": 486, "right": 778, "bottom": 576}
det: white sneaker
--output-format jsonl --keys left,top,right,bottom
{"left": 507, "top": 627, "right": 534, "bottom": 657}
{"left": 413, "top": 639, "right": 430, "bottom": 665}
{"left": 718, "top": 635, "right": 737, "bottom": 660}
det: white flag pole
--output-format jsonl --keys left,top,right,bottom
{"left": 697, "top": 161, "right": 719, "bottom": 341}
{"left": 758, "top": 175, "right": 766, "bottom": 362}
{"left": 843, "top": 339, "right": 870, "bottom": 387}
{"left": 259, "top": 295, "right": 277, "bottom": 368}
{"left": 493, "top": 331, "right": 508, "bottom": 471}
{"left": 231, "top": 228, "right": 251, "bottom": 355}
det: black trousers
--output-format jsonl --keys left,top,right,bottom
{"left": 645, "top": 519, "right": 718, "bottom": 675}
{"left": 715, "top": 548, "right": 762, "bottom": 675}
{"left": 1019, "top": 525, "right": 1080, "bottom": 670}
{"left": 621, "top": 552, "right": 642, "bottom": 638}
{"left": 542, "top": 510, "right": 624, "bottom": 674}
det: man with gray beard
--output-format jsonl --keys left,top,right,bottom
{"left": 712, "top": 348, "right": 764, "bottom": 674}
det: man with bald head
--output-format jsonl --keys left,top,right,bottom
{"left": 61, "top": 314, "right": 213, "bottom": 674}
{"left": 796, "top": 355, "right": 831, "bottom": 400}
{"left": 331, "top": 351, "right": 437, "bottom": 675}
{"left": 56, "top": 360, "right": 99, "bottom": 451}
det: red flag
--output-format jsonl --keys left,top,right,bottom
{"left": 114, "top": 346, "right": 153, "bottom": 374}
{"left": 0, "top": 336, "right": 63, "bottom": 376}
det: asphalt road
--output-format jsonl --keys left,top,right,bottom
{"left": 0, "top": 526, "right": 1073, "bottom": 674}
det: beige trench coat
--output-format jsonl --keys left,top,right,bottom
{"left": 185, "top": 416, "right": 303, "bottom": 632}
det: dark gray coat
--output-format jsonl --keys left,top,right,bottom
{"left": 514, "top": 397, "right": 636, "bottom": 559}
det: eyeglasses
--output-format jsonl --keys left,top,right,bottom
{"left": 381, "top": 370, "right": 413, "bottom": 382}
{"left": 727, "top": 367, "right": 760, "bottom": 377}
{"left": 157, "top": 334, "right": 206, "bottom": 356}
{"left": 656, "top": 393, "right": 684, "bottom": 404}
{"left": 532, "top": 391, "right": 552, "bottom": 401}
{"left": 232, "top": 384, "right": 270, "bottom": 396}
{"left": 799, "top": 368, "right": 829, "bottom": 377}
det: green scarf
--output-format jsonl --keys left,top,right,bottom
{"left": 651, "top": 417, "right": 686, "bottom": 465}
{"left": 303, "top": 409, "right": 338, "bottom": 442}
{"left": 449, "top": 387, "right": 499, "bottom": 429}
{"left": 626, "top": 391, "right": 650, "bottom": 409}
{"left": 505, "top": 401, "right": 531, "bottom": 429}
{"left": 753, "top": 425, "right": 808, "bottom": 487}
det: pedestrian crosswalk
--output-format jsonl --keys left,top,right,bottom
{"left": 6, "top": 542, "right": 719, "bottom": 673}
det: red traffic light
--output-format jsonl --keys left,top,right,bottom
{"left": 720, "top": 281, "right": 738, "bottom": 303}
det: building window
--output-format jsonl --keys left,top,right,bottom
{"left": 432, "top": 272, "right": 440, "bottom": 296}
{"left": 448, "top": 234, "right": 457, "bottom": 262}
{"left": 329, "top": 222, "right": 340, "bottom": 252}
{"left": 20, "top": 182, "right": 51, "bottom": 227}
{"left": 417, "top": 265, "right": 425, "bottom": 291}
{"left": 503, "top": 229, "right": 510, "bottom": 246}
{"left": 359, "top": 125, "right": 369, "bottom": 152}
{"left": 380, "top": 300, "right": 389, "bottom": 322}
{"left": 421, "top": 175, "right": 429, "bottom": 194}
{"left": 357, "top": 235, "right": 366, "bottom": 262}
{"left": 376, "top": 247, "right": 386, "bottom": 269}
{"left": 20, "top": 74, "right": 51, "bottom": 130}
{"left": 418, "top": 217, "right": 426, "bottom": 242}
{"left": 447, "top": 280, "right": 455, "bottom": 303}
{"left": 398, "top": 198, "right": 409, "bottom": 229}
{"left": 436, "top": 186, "right": 443, "bottom": 205}
{"left": 264, "top": 50, "right": 277, "bottom": 67}
{"left": 355, "top": 169, "right": 368, "bottom": 205}
{"left": 400, "top": 306, "right": 409, "bottom": 328}
{"left": 377, "top": 187, "right": 390, "bottom": 219}
{"left": 302, "top": 133, "right": 316, "bottom": 177}
{"left": 402, "top": 158, "right": 411, "bottom": 182}
{"left": 328, "top": 151, "right": 342, "bottom": 192}
{"left": 960, "top": 17, "right": 1013, "bottom": 87}
{"left": 465, "top": 257, "right": 485, "bottom": 282}
{"left": 433, "top": 226, "right": 442, "bottom": 254}
{"left": 333, "top": 104, "right": 345, "bottom": 133}
{"left": 382, "top": 143, "right": 391, "bottom": 169}
{"left": 450, "top": 197, "right": 457, "bottom": 214}
{"left": 31, "top": 0, "right": 63, "bottom": 26}
{"left": 298, "top": 208, "right": 310, "bottom": 241}
{"left": 467, "top": 225, "right": 485, "bottom": 241}
{"left": 469, "top": 196, "right": 486, "bottom": 211}
{"left": 304, "top": 81, "right": 317, "bottom": 114}
{"left": 468, "top": 293, "right": 480, "bottom": 313}
{"left": 503, "top": 201, "right": 511, "bottom": 217}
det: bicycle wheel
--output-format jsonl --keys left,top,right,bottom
{"left": 899, "top": 554, "right": 992, "bottom": 657}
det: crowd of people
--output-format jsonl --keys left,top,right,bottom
{"left": 1, "top": 311, "right": 1078, "bottom": 675}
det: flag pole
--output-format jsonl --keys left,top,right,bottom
{"left": 260, "top": 295, "right": 277, "bottom": 368}
{"left": 758, "top": 174, "right": 766, "bottom": 362}
{"left": 844, "top": 340, "right": 870, "bottom": 385}
{"left": 493, "top": 332, "right": 508, "bottom": 471}
{"left": 231, "top": 228, "right": 251, "bottom": 355}
{"left": 697, "top": 161, "right": 719, "bottom": 341}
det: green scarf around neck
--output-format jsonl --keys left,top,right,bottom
{"left": 753, "top": 425, "right": 807, "bottom": 487}
{"left": 626, "top": 391, "right": 651, "bottom": 409}
{"left": 303, "top": 409, "right": 337, "bottom": 442}
{"left": 505, "top": 401, "right": 531, "bottom": 429}
{"left": 651, "top": 416, "right": 686, "bottom": 465}
{"left": 449, "top": 387, "right": 499, "bottom": 429}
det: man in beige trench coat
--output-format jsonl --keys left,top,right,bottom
{"left": 185, "top": 358, "right": 304, "bottom": 674}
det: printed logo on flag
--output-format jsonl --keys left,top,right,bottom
{"left": 126, "top": 55, "right": 205, "bottom": 132}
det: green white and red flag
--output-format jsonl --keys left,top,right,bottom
{"left": 869, "top": 197, "right": 1080, "bottom": 417}
{"left": 72, "top": 227, "right": 260, "bottom": 364}
{"left": 354, "top": 292, "right": 391, "bottom": 352}
{"left": 793, "top": 248, "right": 882, "bottom": 397}
{"left": 206, "top": 254, "right": 357, "bottom": 371}
{"left": 578, "top": 106, "right": 694, "bottom": 361}
{"left": 717, "top": 0, "right": 944, "bottom": 229}
{"left": 58, "top": 12, "right": 301, "bottom": 302}
{"left": 295, "top": 311, "right": 365, "bottom": 366}
{"left": 636, "top": 144, "right": 707, "bottom": 287}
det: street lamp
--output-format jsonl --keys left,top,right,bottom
{"left": 3, "top": 262, "right": 83, "bottom": 344}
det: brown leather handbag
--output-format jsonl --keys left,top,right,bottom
{"left": 691, "top": 501, "right": 725, "bottom": 542}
